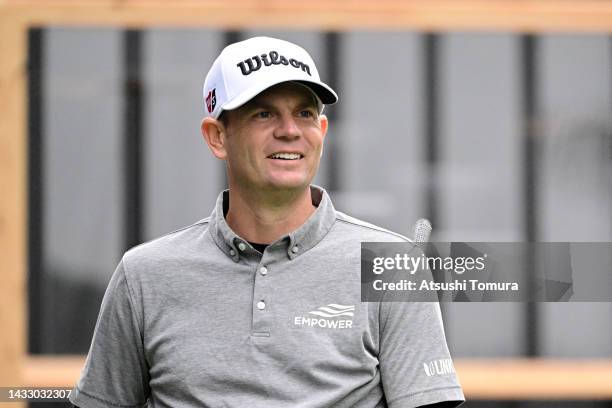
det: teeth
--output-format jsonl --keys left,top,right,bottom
{"left": 270, "top": 153, "right": 301, "bottom": 160}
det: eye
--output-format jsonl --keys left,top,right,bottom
{"left": 254, "top": 111, "right": 272, "bottom": 119}
{"left": 299, "top": 109, "right": 316, "bottom": 118}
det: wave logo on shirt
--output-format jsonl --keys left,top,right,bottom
{"left": 293, "top": 304, "right": 355, "bottom": 329}
{"left": 423, "top": 359, "right": 456, "bottom": 377}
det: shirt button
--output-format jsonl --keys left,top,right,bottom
{"left": 237, "top": 242, "right": 247, "bottom": 251}
{"left": 259, "top": 266, "right": 268, "bottom": 276}
{"left": 291, "top": 245, "right": 299, "bottom": 253}
{"left": 229, "top": 249, "right": 236, "bottom": 256}
{"left": 256, "top": 301, "right": 266, "bottom": 310}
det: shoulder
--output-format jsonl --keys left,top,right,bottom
{"left": 122, "top": 217, "right": 211, "bottom": 270}
{"left": 333, "top": 210, "right": 414, "bottom": 244}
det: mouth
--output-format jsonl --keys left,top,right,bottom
{"left": 267, "top": 152, "right": 304, "bottom": 161}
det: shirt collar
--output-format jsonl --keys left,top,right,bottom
{"left": 208, "top": 185, "right": 336, "bottom": 262}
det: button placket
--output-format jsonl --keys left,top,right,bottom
{"left": 252, "top": 259, "right": 274, "bottom": 335}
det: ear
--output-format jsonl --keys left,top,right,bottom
{"left": 201, "top": 117, "right": 227, "bottom": 160}
{"left": 319, "top": 114, "right": 329, "bottom": 157}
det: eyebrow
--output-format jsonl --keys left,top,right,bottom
{"left": 246, "top": 96, "right": 318, "bottom": 112}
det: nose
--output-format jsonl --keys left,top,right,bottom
{"left": 273, "top": 113, "right": 302, "bottom": 140}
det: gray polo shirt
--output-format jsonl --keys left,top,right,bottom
{"left": 71, "top": 186, "right": 464, "bottom": 408}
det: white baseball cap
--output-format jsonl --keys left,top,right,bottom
{"left": 203, "top": 36, "right": 338, "bottom": 119}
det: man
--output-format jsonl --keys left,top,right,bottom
{"left": 70, "top": 36, "right": 464, "bottom": 407}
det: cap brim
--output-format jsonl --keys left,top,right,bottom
{"left": 221, "top": 78, "right": 338, "bottom": 114}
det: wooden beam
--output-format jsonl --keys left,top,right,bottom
{"left": 458, "top": 358, "right": 612, "bottom": 399}
{"left": 0, "top": 10, "right": 27, "bottom": 408}
{"left": 2, "top": 0, "right": 612, "bottom": 405}
{"left": 21, "top": 357, "right": 612, "bottom": 399}
{"left": 23, "top": 356, "right": 85, "bottom": 388}
{"left": 2, "top": 0, "right": 612, "bottom": 32}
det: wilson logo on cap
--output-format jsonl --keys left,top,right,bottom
{"left": 205, "top": 88, "right": 216, "bottom": 113}
{"left": 236, "top": 50, "right": 311, "bottom": 76}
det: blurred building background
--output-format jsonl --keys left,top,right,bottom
{"left": 23, "top": 26, "right": 612, "bottom": 407}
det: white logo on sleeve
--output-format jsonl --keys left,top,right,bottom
{"left": 423, "top": 359, "right": 456, "bottom": 377}
{"left": 294, "top": 304, "right": 354, "bottom": 329}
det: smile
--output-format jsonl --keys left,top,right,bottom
{"left": 267, "top": 152, "right": 303, "bottom": 160}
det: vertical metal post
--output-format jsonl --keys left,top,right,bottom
{"left": 218, "top": 31, "right": 242, "bottom": 191}
{"left": 324, "top": 32, "right": 341, "bottom": 192}
{"left": 123, "top": 30, "right": 144, "bottom": 250}
{"left": 424, "top": 33, "right": 439, "bottom": 227}
{"left": 27, "top": 27, "right": 44, "bottom": 354}
{"left": 522, "top": 34, "right": 539, "bottom": 358}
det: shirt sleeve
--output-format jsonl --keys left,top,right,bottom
{"left": 70, "top": 258, "right": 150, "bottom": 408}
{"left": 378, "top": 299, "right": 465, "bottom": 407}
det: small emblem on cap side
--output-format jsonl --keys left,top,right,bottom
{"left": 206, "top": 88, "right": 217, "bottom": 113}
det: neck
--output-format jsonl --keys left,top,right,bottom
{"left": 225, "top": 186, "right": 316, "bottom": 244}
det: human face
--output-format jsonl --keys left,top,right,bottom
{"left": 220, "top": 82, "right": 328, "bottom": 194}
